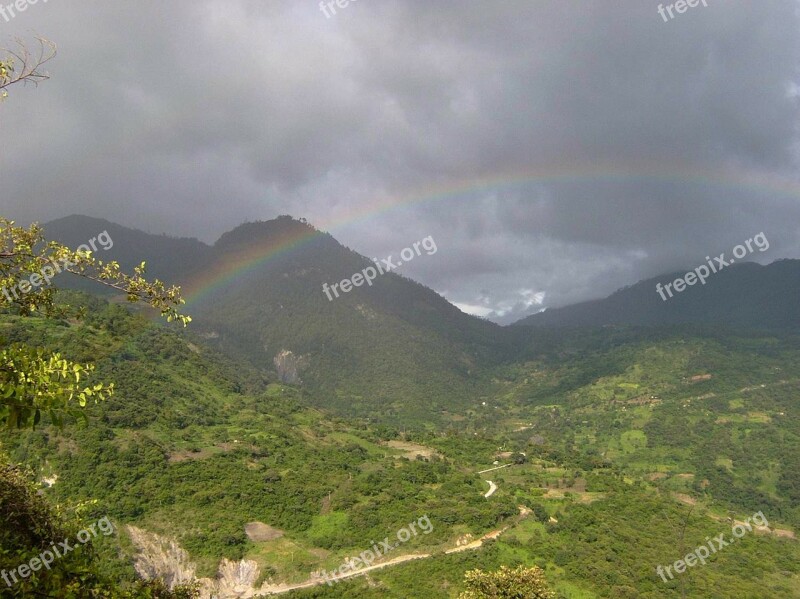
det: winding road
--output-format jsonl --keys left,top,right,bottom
{"left": 484, "top": 480, "right": 498, "bottom": 498}
{"left": 255, "top": 464, "right": 511, "bottom": 595}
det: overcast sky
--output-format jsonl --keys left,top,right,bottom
{"left": 2, "top": 1, "right": 799, "bottom": 323}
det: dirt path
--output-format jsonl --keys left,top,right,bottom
{"left": 259, "top": 553, "right": 431, "bottom": 595}
{"left": 477, "top": 463, "right": 511, "bottom": 475}
{"left": 707, "top": 513, "right": 795, "bottom": 539}
{"left": 484, "top": 480, "right": 498, "bottom": 498}
{"left": 258, "top": 504, "right": 530, "bottom": 595}
{"left": 444, "top": 527, "right": 507, "bottom": 554}
{"left": 259, "top": 539, "right": 488, "bottom": 596}
{"left": 252, "top": 466, "right": 512, "bottom": 595}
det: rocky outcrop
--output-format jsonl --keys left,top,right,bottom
{"left": 126, "top": 526, "right": 197, "bottom": 589}
{"left": 126, "top": 526, "right": 273, "bottom": 599}
{"left": 209, "top": 560, "right": 262, "bottom": 597}
{"left": 273, "top": 349, "right": 307, "bottom": 384}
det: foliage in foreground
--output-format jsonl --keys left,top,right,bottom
{"left": 1, "top": 217, "right": 190, "bottom": 430}
{"left": 458, "top": 565, "right": 555, "bottom": 599}
{"left": 0, "top": 456, "right": 200, "bottom": 598}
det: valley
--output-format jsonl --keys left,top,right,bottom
{"left": 2, "top": 2, "right": 800, "bottom": 595}
{"left": 2, "top": 280, "right": 799, "bottom": 597}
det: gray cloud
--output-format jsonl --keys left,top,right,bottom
{"left": 1, "top": 0, "right": 799, "bottom": 323}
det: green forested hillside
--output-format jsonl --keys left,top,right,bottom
{"left": 187, "top": 218, "right": 510, "bottom": 425}
{"left": 43, "top": 216, "right": 800, "bottom": 433}
{"left": 2, "top": 296, "right": 798, "bottom": 598}
{"left": 493, "top": 326, "right": 800, "bottom": 530}
{"left": 44, "top": 215, "right": 213, "bottom": 287}
{"left": 45, "top": 216, "right": 513, "bottom": 425}
{"left": 1, "top": 298, "right": 515, "bottom": 588}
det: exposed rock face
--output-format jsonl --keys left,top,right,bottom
{"left": 126, "top": 526, "right": 197, "bottom": 589}
{"left": 273, "top": 349, "right": 306, "bottom": 384}
{"left": 210, "top": 560, "right": 262, "bottom": 597}
{"left": 126, "top": 526, "right": 277, "bottom": 599}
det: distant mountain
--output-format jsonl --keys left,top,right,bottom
{"left": 44, "top": 215, "right": 212, "bottom": 286}
{"left": 515, "top": 259, "right": 800, "bottom": 330}
{"left": 45, "top": 215, "right": 800, "bottom": 421}
{"left": 181, "top": 216, "right": 513, "bottom": 422}
{"left": 44, "top": 215, "right": 512, "bottom": 423}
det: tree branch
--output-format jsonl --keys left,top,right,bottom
{"left": 0, "top": 37, "right": 56, "bottom": 94}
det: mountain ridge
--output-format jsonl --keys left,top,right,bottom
{"left": 42, "top": 214, "right": 800, "bottom": 423}
{"left": 515, "top": 258, "right": 800, "bottom": 330}
{"left": 43, "top": 214, "right": 509, "bottom": 423}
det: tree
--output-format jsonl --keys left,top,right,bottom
{"left": 662, "top": 505, "right": 695, "bottom": 599}
{"left": 1, "top": 45, "right": 191, "bottom": 435}
{"left": 458, "top": 565, "right": 556, "bottom": 599}
{"left": 0, "top": 37, "right": 56, "bottom": 100}
{"left": 0, "top": 39, "right": 199, "bottom": 598}
{"left": 1, "top": 218, "right": 191, "bottom": 428}
{"left": 531, "top": 503, "right": 549, "bottom": 524}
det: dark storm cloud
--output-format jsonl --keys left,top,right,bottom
{"left": 1, "top": 0, "right": 799, "bottom": 323}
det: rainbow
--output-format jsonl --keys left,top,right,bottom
{"left": 180, "top": 222, "right": 325, "bottom": 304}
{"left": 181, "top": 161, "right": 800, "bottom": 306}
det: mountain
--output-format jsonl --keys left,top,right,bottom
{"left": 173, "top": 217, "right": 519, "bottom": 422}
{"left": 43, "top": 216, "right": 800, "bottom": 424}
{"left": 515, "top": 259, "right": 800, "bottom": 330}
{"left": 5, "top": 217, "right": 799, "bottom": 597}
{"left": 44, "top": 215, "right": 213, "bottom": 285}
{"left": 44, "top": 215, "right": 516, "bottom": 424}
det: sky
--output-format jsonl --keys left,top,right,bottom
{"left": 1, "top": 0, "right": 799, "bottom": 324}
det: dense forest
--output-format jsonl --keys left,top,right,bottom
{"left": 2, "top": 289, "right": 798, "bottom": 597}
